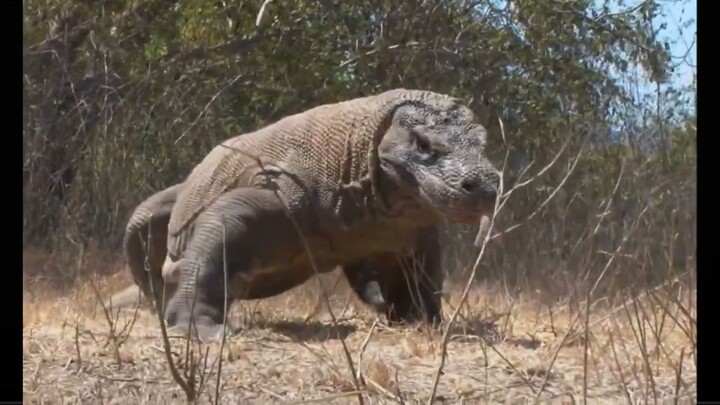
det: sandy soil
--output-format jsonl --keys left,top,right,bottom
{"left": 23, "top": 269, "right": 696, "bottom": 404}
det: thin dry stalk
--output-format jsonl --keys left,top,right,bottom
{"left": 534, "top": 204, "right": 648, "bottom": 401}
{"left": 336, "top": 290, "right": 357, "bottom": 321}
{"left": 255, "top": 0, "right": 273, "bottom": 27}
{"left": 534, "top": 305, "right": 586, "bottom": 401}
{"left": 88, "top": 275, "right": 140, "bottom": 368}
{"left": 304, "top": 273, "right": 344, "bottom": 323}
{"left": 194, "top": 346, "right": 214, "bottom": 398}
{"left": 500, "top": 295, "right": 518, "bottom": 339}
{"left": 74, "top": 322, "right": 82, "bottom": 374}
{"left": 213, "top": 221, "right": 231, "bottom": 404}
{"left": 673, "top": 348, "right": 685, "bottom": 404}
{"left": 258, "top": 385, "right": 286, "bottom": 401}
{"left": 427, "top": 157, "right": 499, "bottom": 402}
{"left": 489, "top": 136, "right": 585, "bottom": 242}
{"left": 145, "top": 213, "right": 197, "bottom": 402}
{"left": 608, "top": 331, "right": 634, "bottom": 404}
{"left": 650, "top": 285, "right": 695, "bottom": 346}
{"left": 486, "top": 340, "right": 537, "bottom": 394}
{"left": 609, "top": 306, "right": 644, "bottom": 393}
{"left": 427, "top": 132, "right": 509, "bottom": 403}
{"left": 393, "top": 368, "right": 406, "bottom": 405}
{"left": 582, "top": 288, "right": 591, "bottom": 404}
{"left": 624, "top": 296, "right": 659, "bottom": 403}
{"left": 429, "top": 121, "right": 577, "bottom": 404}
{"left": 150, "top": 267, "right": 197, "bottom": 401}
{"left": 301, "top": 342, "right": 344, "bottom": 376}
{"left": 298, "top": 391, "right": 365, "bottom": 403}
{"left": 364, "top": 374, "right": 399, "bottom": 402}
{"left": 356, "top": 319, "right": 378, "bottom": 384}
{"left": 173, "top": 74, "right": 245, "bottom": 146}
{"left": 588, "top": 272, "right": 690, "bottom": 330}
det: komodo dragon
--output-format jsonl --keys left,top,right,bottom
{"left": 106, "top": 183, "right": 390, "bottom": 311}
{"left": 106, "top": 183, "right": 387, "bottom": 311}
{"left": 115, "top": 88, "right": 500, "bottom": 342}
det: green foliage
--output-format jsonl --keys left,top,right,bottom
{"left": 23, "top": 0, "right": 695, "bottom": 292}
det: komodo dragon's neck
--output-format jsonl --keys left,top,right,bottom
{"left": 334, "top": 160, "right": 432, "bottom": 231}
{"left": 330, "top": 100, "right": 436, "bottom": 229}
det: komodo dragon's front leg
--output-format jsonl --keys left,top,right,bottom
{"left": 164, "top": 188, "right": 305, "bottom": 342}
{"left": 343, "top": 226, "right": 444, "bottom": 326}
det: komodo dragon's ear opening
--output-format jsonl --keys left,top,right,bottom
{"left": 413, "top": 130, "right": 432, "bottom": 154}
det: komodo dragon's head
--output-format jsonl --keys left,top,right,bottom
{"left": 377, "top": 96, "right": 500, "bottom": 224}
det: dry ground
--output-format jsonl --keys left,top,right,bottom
{"left": 23, "top": 253, "right": 696, "bottom": 404}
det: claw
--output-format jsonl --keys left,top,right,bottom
{"left": 364, "top": 281, "right": 386, "bottom": 306}
{"left": 169, "top": 321, "right": 240, "bottom": 343}
{"left": 195, "top": 324, "right": 240, "bottom": 343}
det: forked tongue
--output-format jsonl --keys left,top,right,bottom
{"left": 473, "top": 214, "right": 492, "bottom": 247}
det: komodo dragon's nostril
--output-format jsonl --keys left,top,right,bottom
{"left": 461, "top": 178, "right": 497, "bottom": 201}
{"left": 460, "top": 178, "right": 478, "bottom": 193}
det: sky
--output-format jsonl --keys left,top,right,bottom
{"left": 657, "top": 0, "right": 696, "bottom": 90}
{"left": 604, "top": 0, "right": 696, "bottom": 144}
{"left": 628, "top": 0, "right": 696, "bottom": 108}
{"left": 493, "top": 0, "right": 697, "bottom": 112}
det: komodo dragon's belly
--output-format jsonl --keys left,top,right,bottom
{"left": 229, "top": 221, "right": 425, "bottom": 300}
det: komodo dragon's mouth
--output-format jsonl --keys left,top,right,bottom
{"left": 415, "top": 181, "right": 494, "bottom": 224}
{"left": 413, "top": 185, "right": 497, "bottom": 254}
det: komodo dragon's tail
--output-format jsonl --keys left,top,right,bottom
{"left": 103, "top": 284, "right": 146, "bottom": 311}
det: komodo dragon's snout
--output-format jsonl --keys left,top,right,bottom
{"left": 377, "top": 103, "right": 500, "bottom": 223}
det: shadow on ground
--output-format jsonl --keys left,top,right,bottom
{"left": 443, "top": 317, "right": 543, "bottom": 349}
{"left": 445, "top": 318, "right": 501, "bottom": 342}
{"left": 266, "top": 320, "right": 357, "bottom": 342}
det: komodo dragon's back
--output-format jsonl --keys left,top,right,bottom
{"left": 167, "top": 89, "right": 462, "bottom": 258}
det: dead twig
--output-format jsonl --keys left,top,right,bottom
{"left": 356, "top": 319, "right": 378, "bottom": 384}
{"left": 146, "top": 213, "right": 197, "bottom": 402}
{"left": 74, "top": 322, "right": 82, "bottom": 374}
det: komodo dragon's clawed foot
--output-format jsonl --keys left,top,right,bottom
{"left": 363, "top": 280, "right": 386, "bottom": 306}
{"left": 168, "top": 317, "right": 240, "bottom": 343}
{"left": 165, "top": 298, "right": 239, "bottom": 343}
{"left": 193, "top": 323, "right": 240, "bottom": 343}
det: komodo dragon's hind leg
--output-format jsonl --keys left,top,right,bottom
{"left": 343, "top": 226, "right": 444, "bottom": 327}
{"left": 164, "top": 188, "right": 302, "bottom": 342}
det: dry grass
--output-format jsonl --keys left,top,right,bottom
{"left": 23, "top": 251, "right": 696, "bottom": 404}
